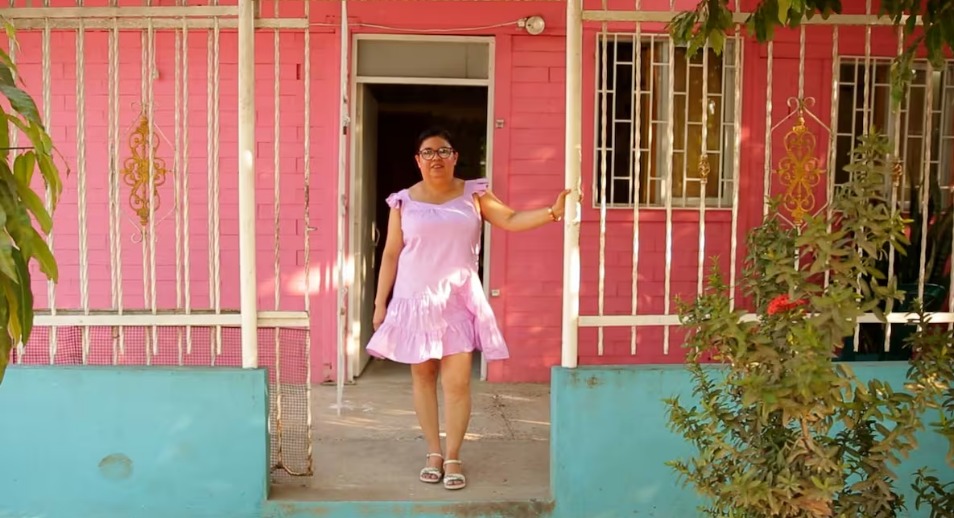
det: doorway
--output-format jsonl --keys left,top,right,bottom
{"left": 348, "top": 83, "right": 491, "bottom": 381}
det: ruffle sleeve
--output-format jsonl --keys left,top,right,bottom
{"left": 466, "top": 178, "right": 490, "bottom": 197}
{"left": 385, "top": 190, "right": 406, "bottom": 209}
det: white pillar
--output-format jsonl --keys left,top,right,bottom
{"left": 238, "top": 0, "right": 258, "bottom": 368}
{"left": 562, "top": 0, "right": 582, "bottom": 368}
{"left": 335, "top": 0, "right": 350, "bottom": 413}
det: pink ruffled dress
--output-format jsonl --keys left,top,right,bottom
{"left": 366, "top": 178, "right": 510, "bottom": 364}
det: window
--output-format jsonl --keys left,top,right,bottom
{"left": 594, "top": 34, "right": 738, "bottom": 208}
{"left": 835, "top": 58, "right": 954, "bottom": 208}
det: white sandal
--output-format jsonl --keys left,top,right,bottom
{"left": 442, "top": 459, "right": 466, "bottom": 490}
{"left": 419, "top": 453, "right": 444, "bottom": 483}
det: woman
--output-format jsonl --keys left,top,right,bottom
{"left": 366, "top": 126, "right": 571, "bottom": 490}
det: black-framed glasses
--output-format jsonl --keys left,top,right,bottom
{"left": 418, "top": 147, "right": 455, "bottom": 160}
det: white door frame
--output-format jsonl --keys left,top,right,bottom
{"left": 346, "top": 33, "right": 496, "bottom": 382}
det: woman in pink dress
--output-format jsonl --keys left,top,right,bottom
{"left": 366, "top": 127, "right": 571, "bottom": 490}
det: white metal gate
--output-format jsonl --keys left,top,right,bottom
{"left": 4, "top": 3, "right": 316, "bottom": 476}
{"left": 561, "top": 0, "right": 954, "bottom": 366}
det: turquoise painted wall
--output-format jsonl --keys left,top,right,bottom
{"left": 1, "top": 364, "right": 949, "bottom": 518}
{"left": 550, "top": 366, "right": 705, "bottom": 518}
{"left": 0, "top": 366, "right": 269, "bottom": 518}
{"left": 549, "top": 364, "right": 953, "bottom": 518}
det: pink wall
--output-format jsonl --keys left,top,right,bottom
{"left": 5, "top": 2, "right": 338, "bottom": 379}
{"left": 4, "top": 0, "right": 923, "bottom": 383}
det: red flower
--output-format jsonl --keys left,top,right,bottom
{"left": 767, "top": 294, "right": 807, "bottom": 315}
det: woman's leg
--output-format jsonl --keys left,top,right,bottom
{"left": 440, "top": 352, "right": 472, "bottom": 485}
{"left": 411, "top": 359, "right": 443, "bottom": 479}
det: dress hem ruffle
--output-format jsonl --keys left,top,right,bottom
{"left": 365, "top": 275, "right": 510, "bottom": 364}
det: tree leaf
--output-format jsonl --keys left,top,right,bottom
{"left": 2, "top": 21, "right": 16, "bottom": 49}
{"left": 0, "top": 55, "right": 19, "bottom": 83}
{"left": 36, "top": 152, "right": 61, "bottom": 210}
{"left": 0, "top": 329, "right": 9, "bottom": 385}
{"left": 0, "top": 231, "right": 18, "bottom": 283}
{"left": 0, "top": 83, "right": 41, "bottom": 127}
{"left": 27, "top": 229, "right": 57, "bottom": 282}
{"left": 11, "top": 246, "right": 32, "bottom": 344}
{"left": 11, "top": 153, "right": 51, "bottom": 234}
{"left": 3, "top": 278, "right": 21, "bottom": 346}
{"left": 17, "top": 184, "right": 50, "bottom": 235}
{"left": 0, "top": 170, "right": 32, "bottom": 248}
{"left": 0, "top": 63, "right": 42, "bottom": 126}
{"left": 0, "top": 293, "right": 10, "bottom": 385}
{"left": 710, "top": 30, "right": 726, "bottom": 55}
{"left": 0, "top": 108, "right": 9, "bottom": 162}
{"left": 778, "top": 0, "right": 793, "bottom": 23}
{"left": 13, "top": 150, "right": 35, "bottom": 189}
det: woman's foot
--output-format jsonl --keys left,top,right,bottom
{"left": 419, "top": 453, "right": 444, "bottom": 483}
{"left": 442, "top": 459, "right": 466, "bottom": 490}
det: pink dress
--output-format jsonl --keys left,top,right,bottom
{"left": 366, "top": 178, "right": 510, "bottom": 364}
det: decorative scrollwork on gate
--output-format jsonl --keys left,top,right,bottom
{"left": 771, "top": 97, "right": 830, "bottom": 227}
{"left": 698, "top": 154, "right": 711, "bottom": 185}
{"left": 777, "top": 117, "right": 823, "bottom": 223}
{"left": 122, "top": 111, "right": 170, "bottom": 230}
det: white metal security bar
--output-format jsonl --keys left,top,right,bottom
{"left": 563, "top": 2, "right": 954, "bottom": 366}
{"left": 4, "top": 2, "right": 313, "bottom": 476}
{"left": 582, "top": 10, "right": 913, "bottom": 26}
{"left": 3, "top": 6, "right": 308, "bottom": 29}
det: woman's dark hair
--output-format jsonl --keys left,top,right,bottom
{"left": 416, "top": 126, "right": 455, "bottom": 150}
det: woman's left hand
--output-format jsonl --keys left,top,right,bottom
{"left": 550, "top": 189, "right": 572, "bottom": 221}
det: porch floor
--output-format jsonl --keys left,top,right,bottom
{"left": 270, "top": 360, "right": 551, "bottom": 502}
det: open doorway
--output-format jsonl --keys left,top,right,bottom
{"left": 349, "top": 83, "right": 490, "bottom": 381}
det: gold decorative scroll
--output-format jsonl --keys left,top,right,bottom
{"left": 891, "top": 159, "right": 903, "bottom": 186}
{"left": 698, "top": 154, "right": 711, "bottom": 184}
{"left": 774, "top": 101, "right": 824, "bottom": 225}
{"left": 122, "top": 114, "right": 169, "bottom": 228}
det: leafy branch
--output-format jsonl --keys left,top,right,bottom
{"left": 666, "top": 133, "right": 946, "bottom": 518}
{"left": 669, "top": 0, "right": 954, "bottom": 102}
{"left": 0, "top": 20, "right": 64, "bottom": 383}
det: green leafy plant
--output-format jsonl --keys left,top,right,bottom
{"left": 913, "top": 468, "right": 954, "bottom": 518}
{"left": 669, "top": 0, "right": 954, "bottom": 103}
{"left": 666, "top": 133, "right": 951, "bottom": 517}
{"left": 848, "top": 166, "right": 954, "bottom": 359}
{"left": 0, "top": 23, "right": 63, "bottom": 383}
{"left": 906, "top": 308, "right": 954, "bottom": 518}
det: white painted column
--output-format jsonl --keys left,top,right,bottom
{"left": 335, "top": 0, "right": 350, "bottom": 414}
{"left": 562, "top": 0, "right": 582, "bottom": 368}
{"left": 238, "top": 0, "right": 258, "bottom": 368}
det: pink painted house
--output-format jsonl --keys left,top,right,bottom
{"left": 5, "top": 0, "right": 953, "bottom": 389}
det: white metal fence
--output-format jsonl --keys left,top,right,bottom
{"left": 3, "top": 3, "right": 315, "bottom": 476}
{"left": 562, "top": 0, "right": 954, "bottom": 366}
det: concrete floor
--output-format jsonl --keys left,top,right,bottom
{"left": 270, "top": 359, "right": 552, "bottom": 502}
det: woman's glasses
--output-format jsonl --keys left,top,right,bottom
{"left": 418, "top": 147, "right": 455, "bottom": 161}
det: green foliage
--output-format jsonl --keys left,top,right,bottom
{"left": 669, "top": 0, "right": 954, "bottom": 103}
{"left": 906, "top": 308, "right": 954, "bottom": 517}
{"left": 0, "top": 22, "right": 62, "bottom": 383}
{"left": 913, "top": 467, "right": 954, "bottom": 518}
{"left": 666, "top": 133, "right": 954, "bottom": 517}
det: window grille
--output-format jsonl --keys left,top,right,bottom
{"left": 594, "top": 34, "right": 738, "bottom": 208}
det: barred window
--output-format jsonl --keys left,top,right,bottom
{"left": 594, "top": 34, "right": 737, "bottom": 208}
{"left": 835, "top": 58, "right": 954, "bottom": 207}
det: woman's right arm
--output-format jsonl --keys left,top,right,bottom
{"left": 373, "top": 207, "right": 403, "bottom": 329}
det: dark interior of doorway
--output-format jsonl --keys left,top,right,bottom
{"left": 368, "top": 83, "right": 489, "bottom": 377}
